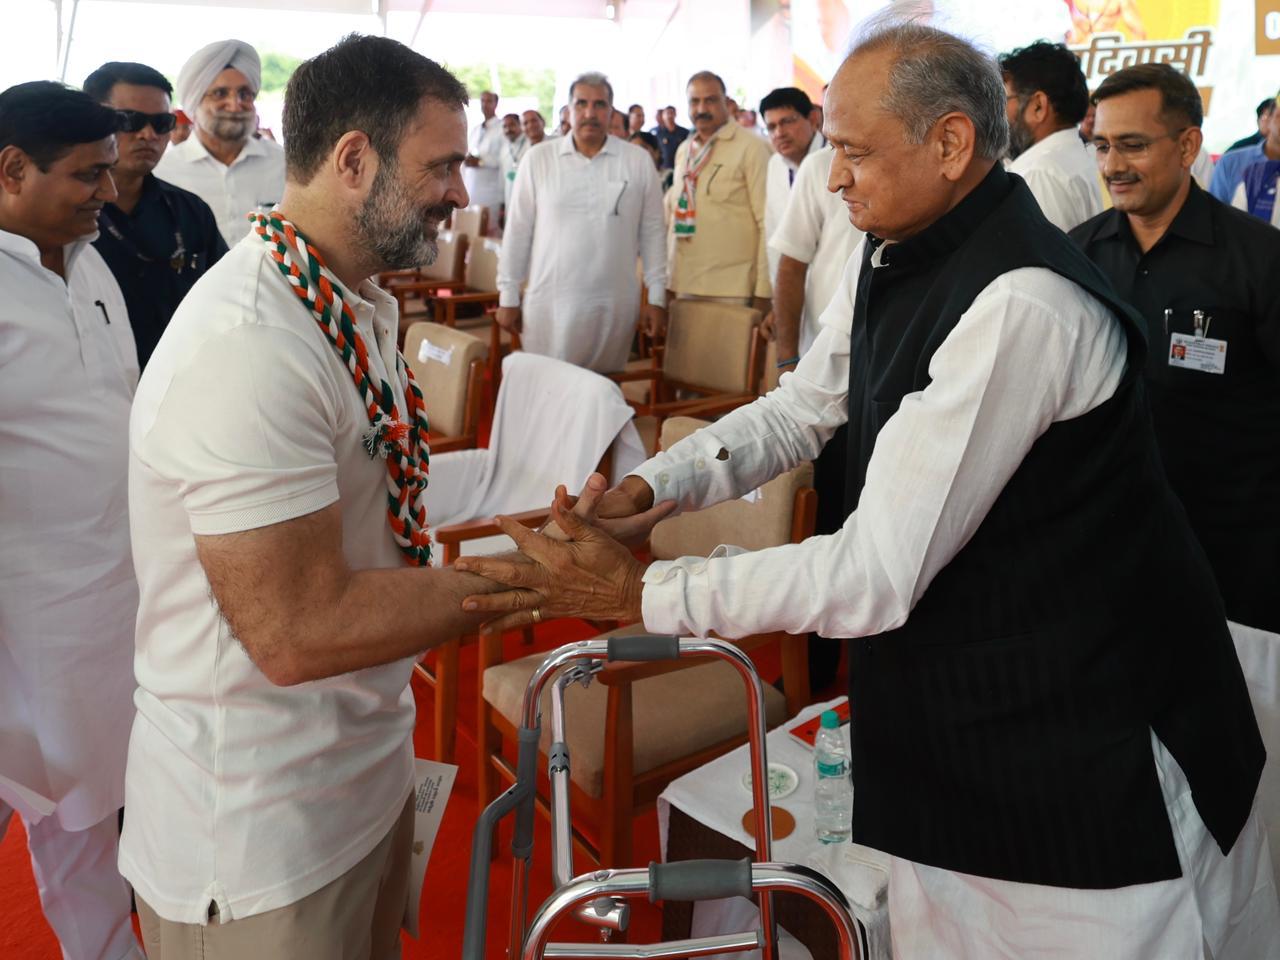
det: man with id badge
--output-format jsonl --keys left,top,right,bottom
{"left": 1072, "top": 62, "right": 1280, "bottom": 889}
{"left": 85, "top": 61, "right": 226, "bottom": 370}
{"left": 496, "top": 71, "right": 667, "bottom": 373}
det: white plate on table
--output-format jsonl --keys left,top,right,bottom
{"left": 740, "top": 762, "right": 799, "bottom": 801}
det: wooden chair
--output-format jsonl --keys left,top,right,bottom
{"left": 413, "top": 353, "right": 642, "bottom": 762}
{"left": 611, "top": 300, "right": 765, "bottom": 453}
{"left": 377, "top": 230, "right": 468, "bottom": 336}
{"left": 421, "top": 238, "right": 502, "bottom": 329}
{"left": 402, "top": 322, "right": 488, "bottom": 453}
{"left": 475, "top": 416, "right": 818, "bottom": 867}
{"left": 449, "top": 205, "right": 488, "bottom": 246}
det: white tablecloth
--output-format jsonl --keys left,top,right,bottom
{"left": 658, "top": 697, "right": 892, "bottom": 960}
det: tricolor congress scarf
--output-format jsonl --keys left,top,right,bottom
{"left": 250, "top": 211, "right": 433, "bottom": 565}
{"left": 674, "top": 133, "right": 718, "bottom": 237}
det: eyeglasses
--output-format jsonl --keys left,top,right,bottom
{"left": 116, "top": 110, "right": 178, "bottom": 135}
{"left": 1092, "top": 128, "right": 1188, "bottom": 158}
{"left": 204, "top": 86, "right": 256, "bottom": 104}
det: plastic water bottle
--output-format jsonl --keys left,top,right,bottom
{"left": 813, "top": 710, "right": 853, "bottom": 844}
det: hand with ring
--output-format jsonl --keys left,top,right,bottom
{"left": 455, "top": 474, "right": 650, "bottom": 633}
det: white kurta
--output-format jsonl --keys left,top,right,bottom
{"left": 764, "top": 131, "right": 825, "bottom": 282}
{"left": 1009, "top": 127, "right": 1103, "bottom": 233}
{"left": 464, "top": 116, "right": 506, "bottom": 212}
{"left": 0, "top": 230, "right": 138, "bottom": 831}
{"left": 627, "top": 244, "right": 1280, "bottom": 957}
{"left": 768, "top": 146, "right": 862, "bottom": 356}
{"left": 500, "top": 134, "right": 530, "bottom": 208}
{"left": 154, "top": 133, "right": 285, "bottom": 246}
{"left": 497, "top": 135, "right": 667, "bottom": 373}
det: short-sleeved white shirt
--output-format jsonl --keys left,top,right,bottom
{"left": 768, "top": 147, "right": 863, "bottom": 355}
{"left": 120, "top": 234, "right": 417, "bottom": 924}
{"left": 154, "top": 134, "right": 286, "bottom": 247}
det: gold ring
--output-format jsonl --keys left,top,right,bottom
{"left": 531, "top": 607, "right": 543, "bottom": 624}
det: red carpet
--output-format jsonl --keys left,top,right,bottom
{"left": 0, "top": 620, "right": 674, "bottom": 959}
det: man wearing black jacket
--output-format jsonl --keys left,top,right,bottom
{"left": 1072, "top": 61, "right": 1280, "bottom": 893}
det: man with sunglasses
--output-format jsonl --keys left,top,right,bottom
{"left": 154, "top": 39, "right": 285, "bottom": 246}
{"left": 84, "top": 61, "right": 226, "bottom": 370}
{"left": 1072, "top": 63, "right": 1280, "bottom": 892}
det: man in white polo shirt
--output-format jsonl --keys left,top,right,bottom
{"left": 153, "top": 39, "right": 285, "bottom": 246}
{"left": 760, "top": 86, "right": 825, "bottom": 284}
{"left": 122, "top": 36, "right": 515, "bottom": 957}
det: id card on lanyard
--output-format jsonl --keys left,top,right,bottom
{"left": 1167, "top": 309, "right": 1226, "bottom": 374}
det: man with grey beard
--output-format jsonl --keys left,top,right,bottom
{"left": 154, "top": 39, "right": 285, "bottom": 245}
{"left": 121, "top": 35, "right": 509, "bottom": 956}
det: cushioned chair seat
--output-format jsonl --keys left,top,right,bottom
{"left": 483, "top": 625, "right": 787, "bottom": 799}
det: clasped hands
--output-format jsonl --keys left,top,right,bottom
{"left": 455, "top": 473, "right": 677, "bottom": 632}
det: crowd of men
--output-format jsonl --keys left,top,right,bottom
{"left": 1, "top": 18, "right": 1279, "bottom": 960}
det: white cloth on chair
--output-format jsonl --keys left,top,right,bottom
{"left": 424, "top": 352, "right": 645, "bottom": 559}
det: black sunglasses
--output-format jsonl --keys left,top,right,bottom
{"left": 116, "top": 110, "right": 178, "bottom": 135}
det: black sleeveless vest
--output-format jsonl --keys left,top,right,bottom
{"left": 844, "top": 166, "right": 1263, "bottom": 888}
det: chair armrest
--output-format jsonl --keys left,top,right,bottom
{"left": 434, "top": 507, "right": 550, "bottom": 546}
{"left": 647, "top": 392, "right": 756, "bottom": 420}
{"left": 427, "top": 433, "right": 477, "bottom": 454}
{"left": 425, "top": 290, "right": 501, "bottom": 306}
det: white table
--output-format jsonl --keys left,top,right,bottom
{"left": 657, "top": 697, "right": 893, "bottom": 960}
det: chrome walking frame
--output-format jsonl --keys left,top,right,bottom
{"left": 461, "top": 635, "right": 867, "bottom": 960}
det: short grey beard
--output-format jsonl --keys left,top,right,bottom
{"left": 353, "top": 163, "right": 439, "bottom": 272}
{"left": 200, "top": 109, "right": 255, "bottom": 144}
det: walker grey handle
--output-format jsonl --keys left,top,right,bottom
{"left": 647, "top": 859, "right": 753, "bottom": 903}
{"left": 607, "top": 634, "right": 680, "bottom": 661}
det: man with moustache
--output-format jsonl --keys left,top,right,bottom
{"left": 463, "top": 89, "right": 504, "bottom": 224}
{"left": 1072, "top": 63, "right": 1280, "bottom": 890}
{"left": 84, "top": 61, "right": 226, "bottom": 370}
{"left": 669, "top": 70, "right": 772, "bottom": 310}
{"left": 121, "top": 36, "right": 511, "bottom": 955}
{"left": 459, "top": 23, "right": 1277, "bottom": 958}
{"left": 154, "top": 39, "right": 285, "bottom": 246}
{"left": 496, "top": 71, "right": 667, "bottom": 373}
{"left": 0, "top": 81, "right": 142, "bottom": 960}
{"left": 760, "top": 86, "right": 825, "bottom": 284}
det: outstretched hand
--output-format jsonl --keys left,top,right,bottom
{"left": 543, "top": 472, "right": 676, "bottom": 548}
{"left": 454, "top": 482, "right": 650, "bottom": 633}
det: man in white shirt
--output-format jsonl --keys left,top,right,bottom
{"left": 498, "top": 111, "right": 528, "bottom": 217}
{"left": 153, "top": 39, "right": 285, "bottom": 246}
{"left": 760, "top": 86, "right": 826, "bottom": 284}
{"left": 496, "top": 71, "right": 667, "bottom": 373}
{"left": 1000, "top": 40, "right": 1101, "bottom": 232}
{"left": 463, "top": 89, "right": 504, "bottom": 223}
{"left": 0, "top": 81, "right": 142, "bottom": 960}
{"left": 458, "top": 23, "right": 1278, "bottom": 960}
{"left": 121, "top": 37, "right": 515, "bottom": 957}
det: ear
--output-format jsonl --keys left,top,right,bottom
{"left": 331, "top": 130, "right": 377, "bottom": 192}
{"left": 1028, "top": 90, "right": 1050, "bottom": 123}
{"left": 1180, "top": 126, "right": 1203, "bottom": 170}
{"left": 934, "top": 112, "right": 977, "bottom": 183}
{"left": 0, "top": 145, "right": 29, "bottom": 196}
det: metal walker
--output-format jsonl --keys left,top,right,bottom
{"left": 461, "top": 635, "right": 867, "bottom": 959}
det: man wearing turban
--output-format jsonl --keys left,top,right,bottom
{"left": 154, "top": 39, "right": 285, "bottom": 246}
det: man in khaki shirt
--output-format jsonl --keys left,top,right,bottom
{"left": 668, "top": 70, "right": 772, "bottom": 312}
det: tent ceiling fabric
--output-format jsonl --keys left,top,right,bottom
{"left": 74, "top": 0, "right": 677, "bottom": 17}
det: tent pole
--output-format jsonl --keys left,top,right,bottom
{"left": 58, "top": 0, "right": 81, "bottom": 82}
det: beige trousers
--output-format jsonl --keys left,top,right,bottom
{"left": 136, "top": 794, "right": 414, "bottom": 960}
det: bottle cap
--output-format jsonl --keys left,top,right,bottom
{"left": 820, "top": 709, "right": 839, "bottom": 730}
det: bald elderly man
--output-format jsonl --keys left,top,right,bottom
{"left": 154, "top": 39, "right": 285, "bottom": 245}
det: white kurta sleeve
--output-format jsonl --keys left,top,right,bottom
{"left": 638, "top": 164, "right": 668, "bottom": 308}
{"left": 639, "top": 268, "right": 1126, "bottom": 640}
{"left": 769, "top": 154, "right": 827, "bottom": 265}
{"left": 497, "top": 154, "right": 539, "bottom": 308}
